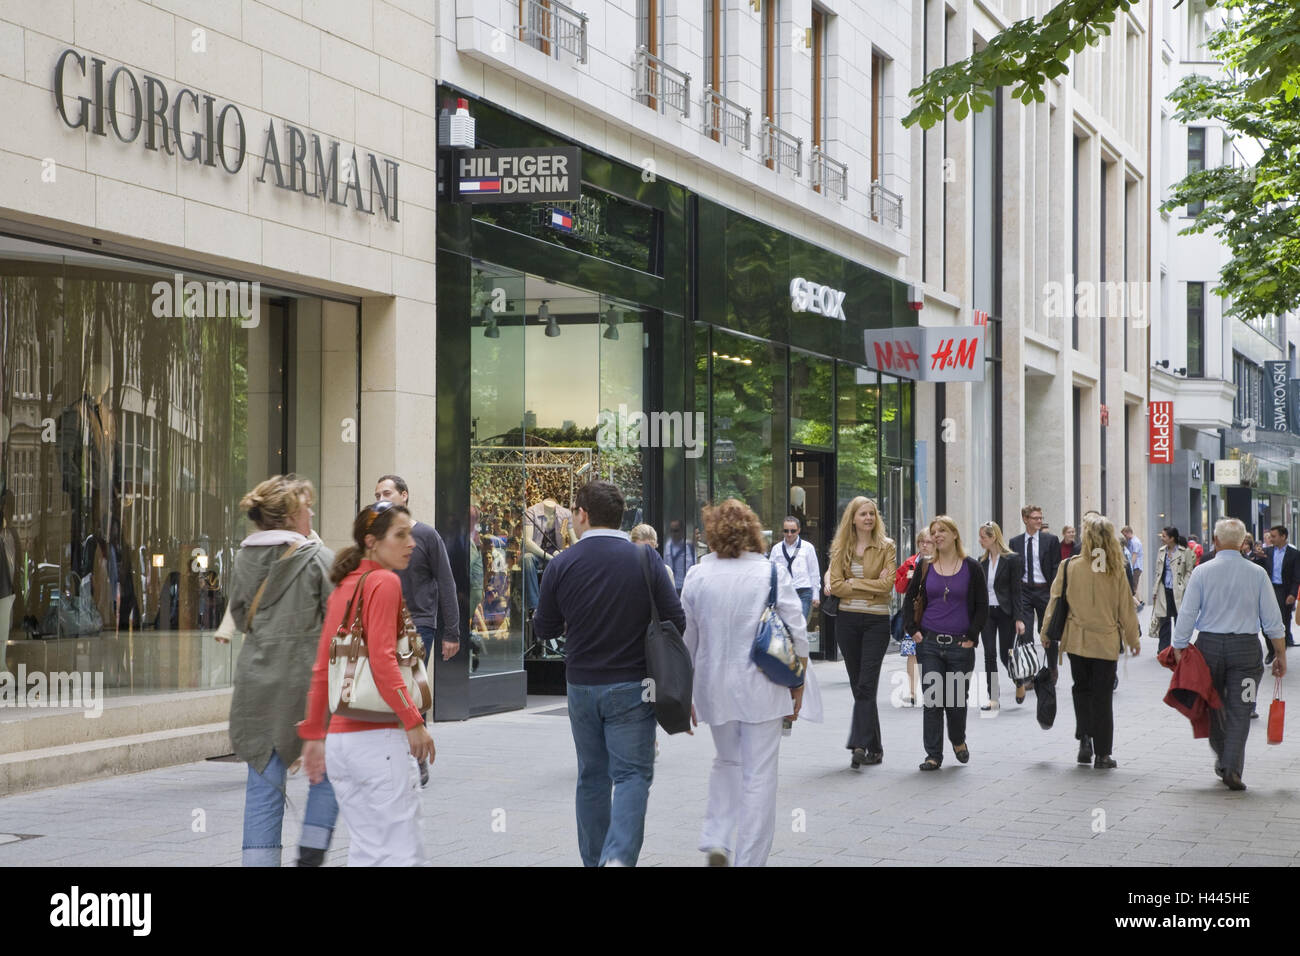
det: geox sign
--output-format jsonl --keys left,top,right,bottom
{"left": 455, "top": 147, "right": 581, "bottom": 203}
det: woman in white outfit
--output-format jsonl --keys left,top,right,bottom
{"left": 683, "top": 499, "right": 809, "bottom": 867}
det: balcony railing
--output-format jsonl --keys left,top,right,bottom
{"left": 518, "top": 0, "right": 588, "bottom": 63}
{"left": 810, "top": 146, "right": 848, "bottom": 200}
{"left": 870, "top": 179, "right": 904, "bottom": 228}
{"left": 701, "top": 87, "right": 750, "bottom": 149}
{"left": 761, "top": 119, "right": 801, "bottom": 177}
{"left": 635, "top": 46, "right": 690, "bottom": 118}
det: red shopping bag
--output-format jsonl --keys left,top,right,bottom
{"left": 1268, "top": 677, "right": 1284, "bottom": 745}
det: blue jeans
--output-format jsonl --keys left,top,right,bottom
{"left": 796, "top": 588, "right": 813, "bottom": 623}
{"left": 566, "top": 680, "right": 656, "bottom": 866}
{"left": 243, "top": 749, "right": 339, "bottom": 866}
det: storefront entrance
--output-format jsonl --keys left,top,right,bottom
{"left": 789, "top": 448, "right": 834, "bottom": 658}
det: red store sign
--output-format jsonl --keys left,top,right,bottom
{"left": 1149, "top": 401, "right": 1173, "bottom": 464}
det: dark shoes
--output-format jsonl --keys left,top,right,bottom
{"left": 1093, "top": 756, "right": 1117, "bottom": 769}
{"left": 1077, "top": 735, "right": 1094, "bottom": 764}
{"left": 850, "top": 748, "right": 867, "bottom": 769}
{"left": 954, "top": 743, "right": 970, "bottom": 764}
{"left": 919, "top": 758, "right": 942, "bottom": 771}
{"left": 1223, "top": 771, "right": 1247, "bottom": 791}
{"left": 297, "top": 847, "right": 326, "bottom": 867}
{"left": 863, "top": 751, "right": 883, "bottom": 765}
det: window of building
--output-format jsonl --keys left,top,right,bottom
{"left": 871, "top": 50, "right": 885, "bottom": 189}
{"left": 1186, "top": 282, "right": 1205, "bottom": 377}
{"left": 1072, "top": 135, "right": 1083, "bottom": 349}
{"left": 704, "top": 0, "right": 725, "bottom": 96}
{"left": 637, "top": 0, "right": 660, "bottom": 57}
{"left": 1187, "top": 0, "right": 1210, "bottom": 59}
{"left": 1187, "top": 127, "right": 1206, "bottom": 215}
{"left": 812, "top": 8, "right": 827, "bottom": 150}
{"left": 761, "top": 0, "right": 780, "bottom": 158}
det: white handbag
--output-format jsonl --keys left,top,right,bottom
{"left": 328, "top": 571, "right": 431, "bottom": 721}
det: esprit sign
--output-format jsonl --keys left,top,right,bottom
{"left": 455, "top": 147, "right": 581, "bottom": 203}
{"left": 789, "top": 278, "right": 847, "bottom": 320}
{"left": 1149, "top": 401, "right": 1173, "bottom": 464}
{"left": 53, "top": 48, "right": 400, "bottom": 220}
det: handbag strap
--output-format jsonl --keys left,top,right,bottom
{"left": 1276, "top": 676, "right": 1284, "bottom": 701}
{"left": 637, "top": 547, "right": 661, "bottom": 626}
{"left": 767, "top": 563, "right": 778, "bottom": 608}
{"left": 246, "top": 541, "right": 304, "bottom": 630}
{"left": 339, "top": 570, "right": 374, "bottom": 638}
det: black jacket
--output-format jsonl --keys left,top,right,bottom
{"left": 902, "top": 555, "right": 989, "bottom": 646}
{"left": 979, "top": 551, "right": 1025, "bottom": 619}
{"left": 1009, "top": 531, "right": 1061, "bottom": 590}
{"left": 1257, "top": 544, "right": 1300, "bottom": 597}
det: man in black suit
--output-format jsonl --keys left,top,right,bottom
{"left": 1009, "top": 504, "right": 1062, "bottom": 681}
{"left": 1259, "top": 525, "right": 1300, "bottom": 663}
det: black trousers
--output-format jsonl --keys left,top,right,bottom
{"left": 982, "top": 606, "right": 1018, "bottom": 696}
{"left": 1272, "top": 585, "right": 1294, "bottom": 646}
{"left": 1068, "top": 654, "right": 1118, "bottom": 757}
{"left": 837, "top": 612, "right": 891, "bottom": 754}
{"left": 1156, "top": 586, "right": 1179, "bottom": 652}
{"left": 1023, "top": 583, "right": 1056, "bottom": 681}
{"left": 917, "top": 637, "right": 975, "bottom": 761}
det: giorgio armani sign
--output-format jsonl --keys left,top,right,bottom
{"left": 53, "top": 48, "right": 399, "bottom": 221}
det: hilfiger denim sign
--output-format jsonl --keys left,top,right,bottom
{"left": 789, "top": 277, "right": 847, "bottom": 319}
{"left": 52, "top": 48, "right": 400, "bottom": 221}
{"left": 455, "top": 147, "right": 581, "bottom": 203}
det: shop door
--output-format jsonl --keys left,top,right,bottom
{"left": 790, "top": 449, "right": 836, "bottom": 660}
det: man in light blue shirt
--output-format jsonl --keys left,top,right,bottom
{"left": 1173, "top": 518, "right": 1286, "bottom": 791}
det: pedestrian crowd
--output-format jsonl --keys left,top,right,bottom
{"left": 219, "top": 470, "right": 1288, "bottom": 868}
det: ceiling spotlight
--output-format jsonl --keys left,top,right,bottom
{"left": 603, "top": 306, "right": 620, "bottom": 341}
{"left": 481, "top": 302, "right": 499, "bottom": 339}
{"left": 540, "top": 300, "right": 559, "bottom": 337}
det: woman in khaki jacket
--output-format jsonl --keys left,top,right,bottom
{"left": 1042, "top": 514, "right": 1140, "bottom": 769}
{"left": 827, "top": 496, "right": 897, "bottom": 769}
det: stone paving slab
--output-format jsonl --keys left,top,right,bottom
{"left": 2, "top": 607, "right": 1299, "bottom": 866}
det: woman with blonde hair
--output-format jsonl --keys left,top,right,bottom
{"left": 827, "top": 496, "right": 896, "bottom": 769}
{"left": 1042, "top": 514, "right": 1140, "bottom": 768}
{"left": 227, "top": 474, "right": 338, "bottom": 866}
{"left": 903, "top": 515, "right": 988, "bottom": 770}
{"left": 683, "top": 499, "right": 811, "bottom": 866}
{"left": 977, "top": 521, "right": 1026, "bottom": 710}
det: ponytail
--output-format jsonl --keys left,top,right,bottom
{"left": 330, "top": 545, "right": 363, "bottom": 585}
{"left": 330, "top": 502, "right": 411, "bottom": 584}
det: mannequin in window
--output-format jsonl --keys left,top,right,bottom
{"left": 0, "top": 489, "right": 18, "bottom": 672}
{"left": 522, "top": 497, "right": 575, "bottom": 615}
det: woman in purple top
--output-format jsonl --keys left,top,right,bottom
{"left": 902, "top": 516, "right": 989, "bottom": 770}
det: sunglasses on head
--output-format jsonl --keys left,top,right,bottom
{"left": 363, "top": 499, "right": 395, "bottom": 532}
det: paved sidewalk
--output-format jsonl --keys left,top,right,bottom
{"left": 2, "top": 610, "right": 1299, "bottom": 866}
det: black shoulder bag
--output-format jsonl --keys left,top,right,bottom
{"left": 1042, "top": 556, "right": 1073, "bottom": 644}
{"left": 638, "top": 547, "right": 694, "bottom": 735}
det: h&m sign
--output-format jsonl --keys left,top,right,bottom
{"left": 863, "top": 327, "right": 985, "bottom": 383}
{"left": 53, "top": 48, "right": 399, "bottom": 220}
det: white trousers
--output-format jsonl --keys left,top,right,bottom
{"left": 0, "top": 594, "right": 13, "bottom": 673}
{"left": 325, "top": 728, "right": 425, "bottom": 867}
{"left": 699, "top": 718, "right": 783, "bottom": 867}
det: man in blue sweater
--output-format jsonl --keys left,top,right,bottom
{"left": 533, "top": 480, "right": 684, "bottom": 867}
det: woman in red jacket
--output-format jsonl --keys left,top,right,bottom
{"left": 299, "top": 501, "right": 436, "bottom": 866}
{"left": 893, "top": 529, "right": 933, "bottom": 706}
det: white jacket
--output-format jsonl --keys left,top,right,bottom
{"left": 682, "top": 552, "right": 822, "bottom": 725}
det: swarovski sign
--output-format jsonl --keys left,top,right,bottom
{"left": 789, "top": 278, "right": 847, "bottom": 320}
{"left": 53, "top": 48, "right": 399, "bottom": 220}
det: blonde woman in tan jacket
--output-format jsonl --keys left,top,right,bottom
{"left": 827, "top": 496, "right": 897, "bottom": 769}
{"left": 1042, "top": 515, "right": 1141, "bottom": 769}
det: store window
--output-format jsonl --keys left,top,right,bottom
{"left": 790, "top": 351, "right": 834, "bottom": 449}
{"left": 468, "top": 261, "right": 650, "bottom": 675}
{"left": 837, "top": 366, "right": 880, "bottom": 509}
{"left": 0, "top": 235, "right": 358, "bottom": 692}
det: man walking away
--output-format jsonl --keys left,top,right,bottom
{"left": 1173, "top": 518, "right": 1286, "bottom": 791}
{"left": 534, "top": 481, "right": 684, "bottom": 866}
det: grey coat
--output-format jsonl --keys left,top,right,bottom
{"left": 228, "top": 538, "right": 334, "bottom": 772}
